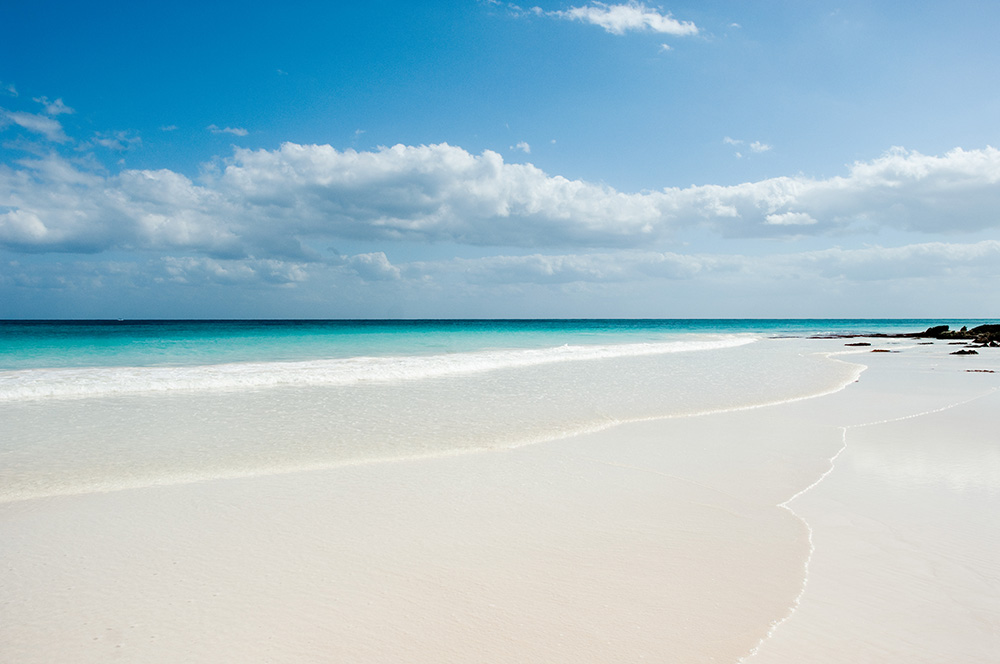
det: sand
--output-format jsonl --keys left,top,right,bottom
{"left": 1, "top": 339, "right": 998, "bottom": 662}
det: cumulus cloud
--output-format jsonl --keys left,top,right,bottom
{"left": 749, "top": 141, "right": 771, "bottom": 153}
{"left": 512, "top": 140, "right": 531, "bottom": 154}
{"left": 347, "top": 252, "right": 402, "bottom": 281}
{"left": 3, "top": 143, "right": 1000, "bottom": 260}
{"left": 0, "top": 109, "right": 69, "bottom": 143}
{"left": 551, "top": 2, "right": 699, "bottom": 36}
{"left": 208, "top": 124, "right": 249, "bottom": 137}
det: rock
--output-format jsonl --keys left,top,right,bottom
{"left": 970, "top": 324, "right": 1000, "bottom": 344}
{"left": 845, "top": 342, "right": 871, "bottom": 346}
{"left": 951, "top": 349, "right": 979, "bottom": 355}
{"left": 916, "top": 324, "right": 1000, "bottom": 343}
{"left": 922, "top": 325, "right": 951, "bottom": 338}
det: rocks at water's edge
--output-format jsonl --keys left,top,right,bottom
{"left": 918, "top": 324, "right": 1000, "bottom": 345}
{"left": 811, "top": 323, "right": 999, "bottom": 356}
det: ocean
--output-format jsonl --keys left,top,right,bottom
{"left": 0, "top": 319, "right": 988, "bottom": 502}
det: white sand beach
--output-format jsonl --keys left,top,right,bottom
{"left": 1, "top": 338, "right": 998, "bottom": 662}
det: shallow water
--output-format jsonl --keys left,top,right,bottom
{"left": 0, "top": 333, "right": 863, "bottom": 502}
{"left": 5, "top": 319, "right": 969, "bottom": 502}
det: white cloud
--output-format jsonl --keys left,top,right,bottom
{"left": 0, "top": 109, "right": 70, "bottom": 143}
{"left": 440, "top": 250, "right": 704, "bottom": 284}
{"left": 3, "top": 143, "right": 1000, "bottom": 260}
{"left": 33, "top": 96, "right": 74, "bottom": 115}
{"left": 724, "top": 137, "right": 771, "bottom": 155}
{"left": 1, "top": 81, "right": 17, "bottom": 97}
{"left": 160, "top": 125, "right": 179, "bottom": 132}
{"left": 92, "top": 130, "right": 142, "bottom": 151}
{"left": 347, "top": 252, "right": 402, "bottom": 281}
{"left": 208, "top": 124, "right": 249, "bottom": 137}
{"left": 764, "top": 211, "right": 817, "bottom": 226}
{"left": 7, "top": 240, "right": 998, "bottom": 307}
{"left": 551, "top": 2, "right": 698, "bottom": 36}
{"left": 659, "top": 43, "right": 672, "bottom": 52}
{"left": 513, "top": 140, "right": 531, "bottom": 153}
{"left": 162, "top": 256, "right": 307, "bottom": 286}
{"left": 397, "top": 240, "right": 1000, "bottom": 289}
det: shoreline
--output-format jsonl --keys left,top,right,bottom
{"left": 0, "top": 336, "right": 859, "bottom": 505}
{"left": 1, "top": 337, "right": 998, "bottom": 662}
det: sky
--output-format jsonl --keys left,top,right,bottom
{"left": 2, "top": 0, "right": 1000, "bottom": 319}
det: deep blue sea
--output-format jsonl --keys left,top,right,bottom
{"left": 1, "top": 319, "right": 993, "bottom": 502}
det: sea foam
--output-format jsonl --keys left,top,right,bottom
{"left": 0, "top": 335, "right": 755, "bottom": 402}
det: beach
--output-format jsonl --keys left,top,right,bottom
{"left": 1, "top": 326, "right": 998, "bottom": 662}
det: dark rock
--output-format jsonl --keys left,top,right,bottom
{"left": 845, "top": 342, "right": 871, "bottom": 346}
{"left": 964, "top": 324, "right": 1000, "bottom": 344}
{"left": 951, "top": 349, "right": 979, "bottom": 355}
{"left": 922, "top": 325, "right": 951, "bottom": 338}
{"left": 871, "top": 349, "right": 893, "bottom": 353}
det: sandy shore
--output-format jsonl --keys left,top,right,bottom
{"left": 1, "top": 339, "right": 998, "bottom": 662}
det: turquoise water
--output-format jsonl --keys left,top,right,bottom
{"left": 0, "top": 319, "right": 982, "bottom": 371}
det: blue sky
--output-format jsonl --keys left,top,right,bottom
{"left": 2, "top": 0, "right": 1000, "bottom": 318}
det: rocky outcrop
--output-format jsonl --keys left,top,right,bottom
{"left": 811, "top": 324, "right": 999, "bottom": 352}
{"left": 916, "top": 324, "right": 1000, "bottom": 344}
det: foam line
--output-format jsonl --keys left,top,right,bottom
{"left": 737, "top": 384, "right": 1000, "bottom": 662}
{"left": 0, "top": 335, "right": 756, "bottom": 402}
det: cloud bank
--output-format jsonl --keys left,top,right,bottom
{"left": 3, "top": 143, "right": 1000, "bottom": 260}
